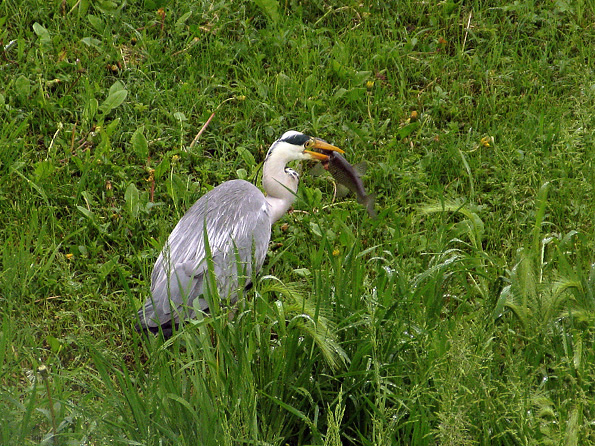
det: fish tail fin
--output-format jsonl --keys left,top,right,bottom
{"left": 363, "top": 194, "right": 377, "bottom": 218}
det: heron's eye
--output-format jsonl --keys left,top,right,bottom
{"left": 304, "top": 139, "right": 314, "bottom": 149}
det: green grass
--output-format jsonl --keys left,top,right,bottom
{"left": 2, "top": 0, "right": 595, "bottom": 444}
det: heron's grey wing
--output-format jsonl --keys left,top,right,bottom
{"left": 137, "top": 180, "right": 271, "bottom": 330}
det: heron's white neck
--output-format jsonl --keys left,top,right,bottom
{"left": 262, "top": 152, "right": 300, "bottom": 224}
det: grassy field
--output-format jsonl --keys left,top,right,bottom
{"left": 2, "top": 0, "right": 595, "bottom": 444}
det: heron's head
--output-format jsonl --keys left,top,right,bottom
{"left": 266, "top": 130, "right": 344, "bottom": 164}
{"left": 262, "top": 131, "right": 344, "bottom": 221}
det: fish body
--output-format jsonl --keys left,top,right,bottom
{"left": 323, "top": 151, "right": 377, "bottom": 217}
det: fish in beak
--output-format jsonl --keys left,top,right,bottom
{"left": 316, "top": 147, "right": 377, "bottom": 218}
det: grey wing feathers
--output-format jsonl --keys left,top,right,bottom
{"left": 137, "top": 179, "right": 271, "bottom": 330}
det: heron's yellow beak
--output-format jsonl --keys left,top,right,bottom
{"left": 305, "top": 139, "right": 345, "bottom": 161}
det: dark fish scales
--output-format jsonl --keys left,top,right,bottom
{"left": 322, "top": 151, "right": 377, "bottom": 217}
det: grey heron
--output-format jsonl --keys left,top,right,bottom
{"left": 136, "top": 131, "right": 344, "bottom": 337}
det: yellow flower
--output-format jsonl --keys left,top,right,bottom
{"left": 332, "top": 248, "right": 340, "bottom": 256}
{"left": 66, "top": 253, "right": 74, "bottom": 260}
{"left": 480, "top": 136, "right": 492, "bottom": 147}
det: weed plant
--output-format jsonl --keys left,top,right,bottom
{"left": 1, "top": 0, "right": 595, "bottom": 444}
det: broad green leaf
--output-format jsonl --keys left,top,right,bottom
{"left": 154, "top": 157, "right": 170, "bottom": 180}
{"left": 81, "top": 36, "right": 102, "bottom": 50}
{"left": 131, "top": 126, "right": 148, "bottom": 160}
{"left": 76, "top": 0, "right": 90, "bottom": 17}
{"left": 14, "top": 75, "right": 30, "bottom": 98}
{"left": 77, "top": 205, "right": 96, "bottom": 221}
{"left": 253, "top": 0, "right": 280, "bottom": 24}
{"left": 353, "top": 70, "right": 373, "bottom": 85}
{"left": 342, "top": 87, "right": 366, "bottom": 103}
{"left": 293, "top": 268, "right": 311, "bottom": 277}
{"left": 108, "top": 80, "right": 126, "bottom": 97}
{"left": 99, "top": 256, "right": 120, "bottom": 280}
{"left": 173, "top": 111, "right": 187, "bottom": 122}
{"left": 34, "top": 160, "right": 55, "bottom": 182}
{"left": 331, "top": 59, "right": 351, "bottom": 79}
{"left": 310, "top": 222, "right": 322, "bottom": 238}
{"left": 166, "top": 173, "right": 186, "bottom": 203}
{"left": 96, "top": 0, "right": 118, "bottom": 13}
{"left": 396, "top": 121, "right": 420, "bottom": 140}
{"left": 104, "top": 117, "right": 120, "bottom": 136}
{"left": 175, "top": 11, "right": 193, "bottom": 31}
{"left": 125, "top": 183, "right": 140, "bottom": 219}
{"left": 100, "top": 84, "right": 128, "bottom": 115}
{"left": 237, "top": 146, "right": 255, "bottom": 167}
{"left": 334, "top": 87, "right": 347, "bottom": 99}
{"left": 236, "top": 168, "right": 248, "bottom": 180}
{"left": 32, "top": 22, "right": 51, "bottom": 47}
{"left": 46, "top": 335, "right": 62, "bottom": 354}
{"left": 87, "top": 15, "right": 104, "bottom": 33}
